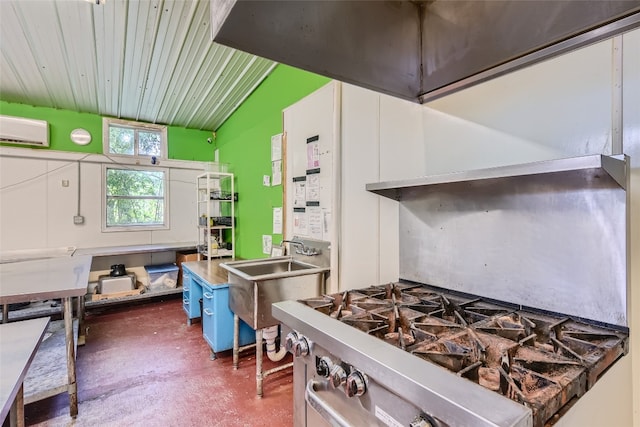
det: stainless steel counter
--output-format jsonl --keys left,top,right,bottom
{"left": 0, "top": 255, "right": 92, "bottom": 417}
{"left": 0, "top": 255, "right": 92, "bottom": 304}
{"left": 181, "top": 260, "right": 228, "bottom": 285}
{"left": 0, "top": 317, "right": 49, "bottom": 426}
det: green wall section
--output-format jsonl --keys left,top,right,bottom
{"left": 0, "top": 100, "right": 215, "bottom": 160}
{"left": 215, "top": 64, "right": 330, "bottom": 259}
{"left": 167, "top": 126, "right": 215, "bottom": 161}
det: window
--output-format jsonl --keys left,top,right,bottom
{"left": 103, "top": 118, "right": 167, "bottom": 158}
{"left": 102, "top": 118, "right": 169, "bottom": 231}
{"left": 103, "top": 166, "right": 168, "bottom": 231}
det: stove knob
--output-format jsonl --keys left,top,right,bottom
{"left": 316, "top": 356, "right": 334, "bottom": 378}
{"left": 292, "top": 337, "right": 310, "bottom": 357}
{"left": 409, "top": 414, "right": 439, "bottom": 427}
{"left": 329, "top": 364, "right": 347, "bottom": 389}
{"left": 345, "top": 371, "right": 367, "bottom": 397}
{"left": 284, "top": 331, "right": 299, "bottom": 354}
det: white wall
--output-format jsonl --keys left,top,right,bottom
{"left": 421, "top": 37, "right": 615, "bottom": 175}
{"left": 283, "top": 82, "right": 338, "bottom": 291}
{"left": 283, "top": 82, "right": 336, "bottom": 241}
{"left": 339, "top": 85, "right": 425, "bottom": 290}
{"left": 0, "top": 149, "right": 203, "bottom": 253}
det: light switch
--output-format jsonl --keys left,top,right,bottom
{"left": 62, "top": 180, "right": 69, "bottom": 187}
{"left": 263, "top": 175, "right": 271, "bottom": 186}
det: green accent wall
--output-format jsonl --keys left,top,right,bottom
{"left": 0, "top": 101, "right": 215, "bottom": 160}
{"left": 215, "top": 64, "right": 330, "bottom": 259}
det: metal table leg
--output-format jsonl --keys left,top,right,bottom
{"left": 76, "top": 296, "right": 86, "bottom": 346}
{"left": 256, "top": 328, "right": 264, "bottom": 397}
{"left": 63, "top": 297, "right": 78, "bottom": 417}
{"left": 9, "top": 383, "right": 24, "bottom": 427}
{"left": 2, "top": 304, "right": 8, "bottom": 324}
{"left": 232, "top": 314, "right": 239, "bottom": 369}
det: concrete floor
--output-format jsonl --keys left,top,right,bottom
{"left": 24, "top": 298, "right": 294, "bottom": 426}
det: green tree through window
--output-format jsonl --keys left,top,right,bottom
{"left": 105, "top": 168, "right": 166, "bottom": 227}
{"left": 108, "top": 126, "right": 161, "bottom": 156}
{"left": 102, "top": 118, "right": 168, "bottom": 231}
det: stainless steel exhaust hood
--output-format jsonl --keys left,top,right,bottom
{"left": 211, "top": 1, "right": 640, "bottom": 103}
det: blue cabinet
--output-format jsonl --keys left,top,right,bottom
{"left": 202, "top": 282, "right": 255, "bottom": 357}
{"left": 182, "top": 262, "right": 255, "bottom": 357}
{"left": 182, "top": 269, "right": 203, "bottom": 325}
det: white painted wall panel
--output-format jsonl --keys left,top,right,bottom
{"left": 417, "top": 38, "right": 617, "bottom": 177}
{"left": 152, "top": 168, "right": 197, "bottom": 243}
{"left": 340, "top": 84, "right": 381, "bottom": 290}
{"left": 378, "top": 94, "right": 425, "bottom": 283}
{"left": 0, "top": 157, "right": 47, "bottom": 250}
{"left": 45, "top": 160, "right": 83, "bottom": 248}
{"left": 379, "top": 95, "right": 425, "bottom": 181}
{"left": 426, "top": 38, "right": 614, "bottom": 157}
{"left": 421, "top": 107, "right": 564, "bottom": 175}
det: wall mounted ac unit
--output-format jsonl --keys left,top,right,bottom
{"left": 0, "top": 115, "right": 49, "bottom": 147}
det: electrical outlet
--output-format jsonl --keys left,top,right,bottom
{"left": 62, "top": 180, "right": 69, "bottom": 187}
{"left": 73, "top": 215, "right": 85, "bottom": 225}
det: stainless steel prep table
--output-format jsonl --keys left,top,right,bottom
{"left": 0, "top": 255, "right": 92, "bottom": 417}
{"left": 0, "top": 317, "right": 49, "bottom": 427}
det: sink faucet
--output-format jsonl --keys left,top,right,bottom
{"left": 281, "top": 239, "right": 321, "bottom": 256}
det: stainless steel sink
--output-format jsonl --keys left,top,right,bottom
{"left": 220, "top": 256, "right": 329, "bottom": 329}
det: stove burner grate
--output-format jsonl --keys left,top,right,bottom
{"left": 299, "top": 282, "right": 628, "bottom": 427}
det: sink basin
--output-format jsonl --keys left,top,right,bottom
{"left": 221, "top": 256, "right": 329, "bottom": 329}
{"left": 222, "top": 257, "right": 322, "bottom": 279}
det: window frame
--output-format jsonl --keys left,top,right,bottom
{"left": 102, "top": 117, "right": 168, "bottom": 159}
{"left": 101, "top": 164, "right": 170, "bottom": 232}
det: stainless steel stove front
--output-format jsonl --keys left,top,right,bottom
{"left": 274, "top": 300, "right": 533, "bottom": 427}
{"left": 289, "top": 337, "right": 435, "bottom": 427}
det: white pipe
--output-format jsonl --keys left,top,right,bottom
{"left": 262, "top": 325, "right": 287, "bottom": 362}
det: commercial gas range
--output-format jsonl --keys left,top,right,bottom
{"left": 273, "top": 282, "right": 628, "bottom": 427}
{"left": 272, "top": 155, "right": 630, "bottom": 427}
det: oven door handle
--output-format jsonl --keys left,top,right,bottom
{"left": 305, "top": 380, "right": 352, "bottom": 427}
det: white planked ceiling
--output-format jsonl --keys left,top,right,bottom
{"left": 0, "top": 0, "right": 276, "bottom": 131}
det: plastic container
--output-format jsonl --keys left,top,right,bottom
{"left": 204, "top": 162, "right": 230, "bottom": 173}
{"left": 144, "top": 263, "right": 179, "bottom": 291}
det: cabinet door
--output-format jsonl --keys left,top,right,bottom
{"left": 202, "top": 284, "right": 216, "bottom": 349}
{"left": 182, "top": 271, "right": 192, "bottom": 317}
{"left": 189, "top": 276, "right": 203, "bottom": 319}
{"left": 202, "top": 284, "right": 255, "bottom": 352}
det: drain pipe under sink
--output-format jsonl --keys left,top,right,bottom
{"left": 263, "top": 325, "right": 287, "bottom": 362}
